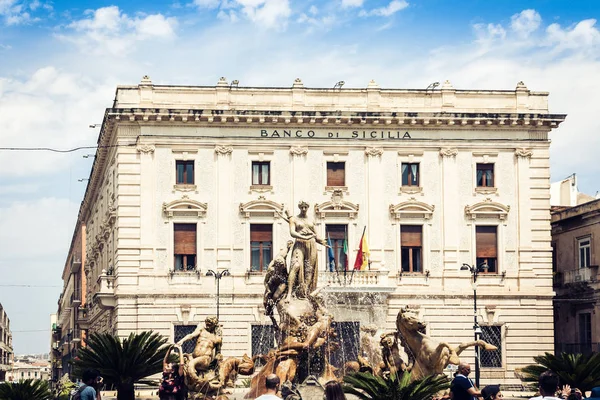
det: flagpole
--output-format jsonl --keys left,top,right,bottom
{"left": 349, "top": 226, "right": 366, "bottom": 286}
{"left": 329, "top": 232, "right": 343, "bottom": 286}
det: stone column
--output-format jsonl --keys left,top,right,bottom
{"left": 440, "top": 148, "right": 459, "bottom": 271}
{"left": 289, "top": 146, "right": 309, "bottom": 210}
{"left": 137, "top": 144, "right": 156, "bottom": 270}
{"left": 215, "top": 145, "right": 234, "bottom": 270}
{"left": 365, "top": 147, "right": 384, "bottom": 268}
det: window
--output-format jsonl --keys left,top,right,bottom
{"left": 327, "top": 162, "right": 345, "bottom": 187}
{"left": 174, "top": 224, "right": 197, "bottom": 271}
{"left": 250, "top": 224, "right": 272, "bottom": 272}
{"left": 326, "top": 225, "right": 348, "bottom": 271}
{"left": 252, "top": 162, "right": 270, "bottom": 186}
{"left": 476, "top": 226, "right": 497, "bottom": 273}
{"left": 480, "top": 325, "right": 502, "bottom": 368}
{"left": 176, "top": 160, "right": 194, "bottom": 185}
{"left": 251, "top": 324, "right": 276, "bottom": 363}
{"left": 401, "top": 163, "right": 419, "bottom": 186}
{"left": 579, "top": 313, "right": 592, "bottom": 344}
{"left": 174, "top": 325, "right": 198, "bottom": 354}
{"left": 476, "top": 164, "right": 494, "bottom": 187}
{"left": 578, "top": 237, "right": 591, "bottom": 268}
{"left": 401, "top": 225, "right": 422, "bottom": 273}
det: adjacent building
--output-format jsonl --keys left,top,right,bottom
{"left": 53, "top": 221, "right": 87, "bottom": 379}
{"left": 0, "top": 304, "right": 13, "bottom": 381}
{"left": 552, "top": 198, "right": 600, "bottom": 354}
{"left": 65, "top": 76, "right": 565, "bottom": 384}
{"left": 6, "top": 357, "right": 50, "bottom": 382}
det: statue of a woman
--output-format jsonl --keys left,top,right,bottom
{"left": 286, "top": 201, "right": 327, "bottom": 299}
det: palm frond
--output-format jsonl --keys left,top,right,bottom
{"left": 343, "top": 371, "right": 450, "bottom": 400}
{"left": 0, "top": 379, "right": 52, "bottom": 400}
{"left": 520, "top": 352, "right": 600, "bottom": 393}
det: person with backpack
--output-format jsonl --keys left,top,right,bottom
{"left": 72, "top": 369, "right": 101, "bottom": 400}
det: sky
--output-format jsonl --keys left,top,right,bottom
{"left": 0, "top": 0, "right": 599, "bottom": 355}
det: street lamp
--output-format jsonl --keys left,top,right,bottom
{"left": 460, "top": 262, "right": 488, "bottom": 388}
{"left": 205, "top": 269, "right": 230, "bottom": 321}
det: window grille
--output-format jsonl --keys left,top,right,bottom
{"left": 480, "top": 325, "right": 502, "bottom": 368}
{"left": 174, "top": 325, "right": 198, "bottom": 354}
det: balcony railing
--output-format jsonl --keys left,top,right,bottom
{"left": 555, "top": 342, "right": 600, "bottom": 355}
{"left": 318, "top": 269, "right": 391, "bottom": 288}
{"left": 555, "top": 266, "right": 599, "bottom": 286}
{"left": 94, "top": 269, "right": 116, "bottom": 309}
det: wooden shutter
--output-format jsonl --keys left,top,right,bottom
{"left": 327, "top": 224, "right": 346, "bottom": 240}
{"left": 327, "top": 162, "right": 345, "bottom": 186}
{"left": 476, "top": 226, "right": 497, "bottom": 257}
{"left": 401, "top": 225, "right": 422, "bottom": 247}
{"left": 251, "top": 224, "right": 272, "bottom": 242}
{"left": 174, "top": 224, "right": 196, "bottom": 254}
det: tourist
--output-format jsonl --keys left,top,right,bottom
{"left": 73, "top": 369, "right": 101, "bottom": 400}
{"left": 255, "top": 374, "right": 281, "bottom": 400}
{"left": 530, "top": 370, "right": 561, "bottom": 400}
{"left": 324, "top": 380, "right": 347, "bottom": 400}
{"left": 159, "top": 344, "right": 185, "bottom": 400}
{"left": 481, "top": 385, "right": 503, "bottom": 400}
{"left": 451, "top": 363, "right": 481, "bottom": 400}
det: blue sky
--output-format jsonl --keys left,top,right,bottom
{"left": 1, "top": 0, "right": 599, "bottom": 354}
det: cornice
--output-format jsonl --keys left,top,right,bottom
{"left": 103, "top": 108, "right": 566, "bottom": 129}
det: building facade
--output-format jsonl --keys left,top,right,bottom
{"left": 6, "top": 359, "right": 50, "bottom": 382}
{"left": 52, "top": 221, "right": 86, "bottom": 380}
{"left": 552, "top": 199, "right": 600, "bottom": 354}
{"left": 75, "top": 77, "right": 565, "bottom": 384}
{"left": 0, "top": 304, "right": 13, "bottom": 381}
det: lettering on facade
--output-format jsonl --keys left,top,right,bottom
{"left": 259, "top": 129, "right": 412, "bottom": 139}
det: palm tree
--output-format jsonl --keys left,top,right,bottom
{"left": 520, "top": 352, "right": 600, "bottom": 393}
{"left": 0, "top": 379, "right": 52, "bottom": 400}
{"left": 343, "top": 371, "right": 450, "bottom": 400}
{"left": 72, "top": 331, "right": 170, "bottom": 400}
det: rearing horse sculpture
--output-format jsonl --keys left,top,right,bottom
{"left": 395, "top": 307, "right": 498, "bottom": 380}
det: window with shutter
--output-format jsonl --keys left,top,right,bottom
{"left": 327, "top": 162, "right": 345, "bottom": 187}
{"left": 250, "top": 224, "right": 272, "bottom": 272}
{"left": 174, "top": 224, "right": 197, "bottom": 271}
{"left": 476, "top": 226, "right": 497, "bottom": 273}
{"left": 176, "top": 161, "right": 195, "bottom": 184}
{"left": 401, "top": 225, "right": 422, "bottom": 273}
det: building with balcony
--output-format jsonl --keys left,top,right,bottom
{"left": 0, "top": 304, "right": 13, "bottom": 381}
{"left": 75, "top": 76, "right": 565, "bottom": 384}
{"left": 6, "top": 359, "right": 50, "bottom": 382}
{"left": 53, "top": 221, "right": 87, "bottom": 379}
{"left": 552, "top": 198, "right": 600, "bottom": 354}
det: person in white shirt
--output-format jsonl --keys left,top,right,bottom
{"left": 530, "top": 370, "right": 562, "bottom": 400}
{"left": 255, "top": 374, "right": 281, "bottom": 400}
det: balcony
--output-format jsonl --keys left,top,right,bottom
{"left": 70, "top": 257, "right": 82, "bottom": 274}
{"left": 71, "top": 289, "right": 81, "bottom": 307}
{"left": 93, "top": 269, "right": 116, "bottom": 309}
{"left": 318, "top": 269, "right": 394, "bottom": 292}
{"left": 76, "top": 307, "right": 90, "bottom": 330}
{"left": 556, "top": 266, "right": 599, "bottom": 286}
{"left": 72, "top": 328, "right": 81, "bottom": 343}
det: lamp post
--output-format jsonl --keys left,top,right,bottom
{"left": 460, "top": 262, "right": 488, "bottom": 388}
{"left": 205, "top": 269, "right": 230, "bottom": 321}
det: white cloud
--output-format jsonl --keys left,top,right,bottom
{"left": 473, "top": 22, "right": 506, "bottom": 41}
{"left": 58, "top": 6, "right": 177, "bottom": 55}
{"left": 510, "top": 9, "right": 541, "bottom": 37}
{"left": 341, "top": 0, "right": 363, "bottom": 8}
{"left": 359, "top": 0, "right": 408, "bottom": 17}
{"left": 0, "top": 0, "right": 48, "bottom": 25}
{"left": 192, "top": 0, "right": 290, "bottom": 28}
{"left": 546, "top": 19, "right": 600, "bottom": 52}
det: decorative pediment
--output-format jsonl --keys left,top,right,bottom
{"left": 465, "top": 198, "right": 510, "bottom": 220}
{"left": 239, "top": 196, "right": 285, "bottom": 218}
{"left": 389, "top": 198, "right": 435, "bottom": 220}
{"left": 315, "top": 189, "right": 359, "bottom": 219}
{"left": 163, "top": 196, "right": 208, "bottom": 218}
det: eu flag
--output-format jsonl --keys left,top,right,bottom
{"left": 327, "top": 234, "right": 336, "bottom": 272}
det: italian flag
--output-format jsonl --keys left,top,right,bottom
{"left": 353, "top": 229, "right": 370, "bottom": 270}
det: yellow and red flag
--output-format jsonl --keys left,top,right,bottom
{"left": 353, "top": 228, "right": 370, "bottom": 270}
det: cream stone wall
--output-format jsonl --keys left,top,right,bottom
{"left": 76, "top": 78, "right": 565, "bottom": 385}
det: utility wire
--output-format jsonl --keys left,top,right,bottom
{"left": 12, "top": 329, "right": 50, "bottom": 333}
{"left": 0, "top": 144, "right": 135, "bottom": 153}
{"left": 0, "top": 284, "right": 61, "bottom": 288}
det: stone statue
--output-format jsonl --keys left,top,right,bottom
{"left": 286, "top": 201, "right": 328, "bottom": 300}
{"left": 177, "top": 316, "right": 255, "bottom": 399}
{"left": 395, "top": 307, "right": 498, "bottom": 380}
{"left": 360, "top": 324, "right": 384, "bottom": 375}
{"left": 178, "top": 316, "right": 223, "bottom": 376}
{"left": 264, "top": 240, "right": 294, "bottom": 328}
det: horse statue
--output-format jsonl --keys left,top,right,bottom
{"left": 395, "top": 307, "right": 498, "bottom": 380}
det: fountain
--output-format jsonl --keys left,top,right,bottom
{"left": 174, "top": 200, "right": 498, "bottom": 399}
